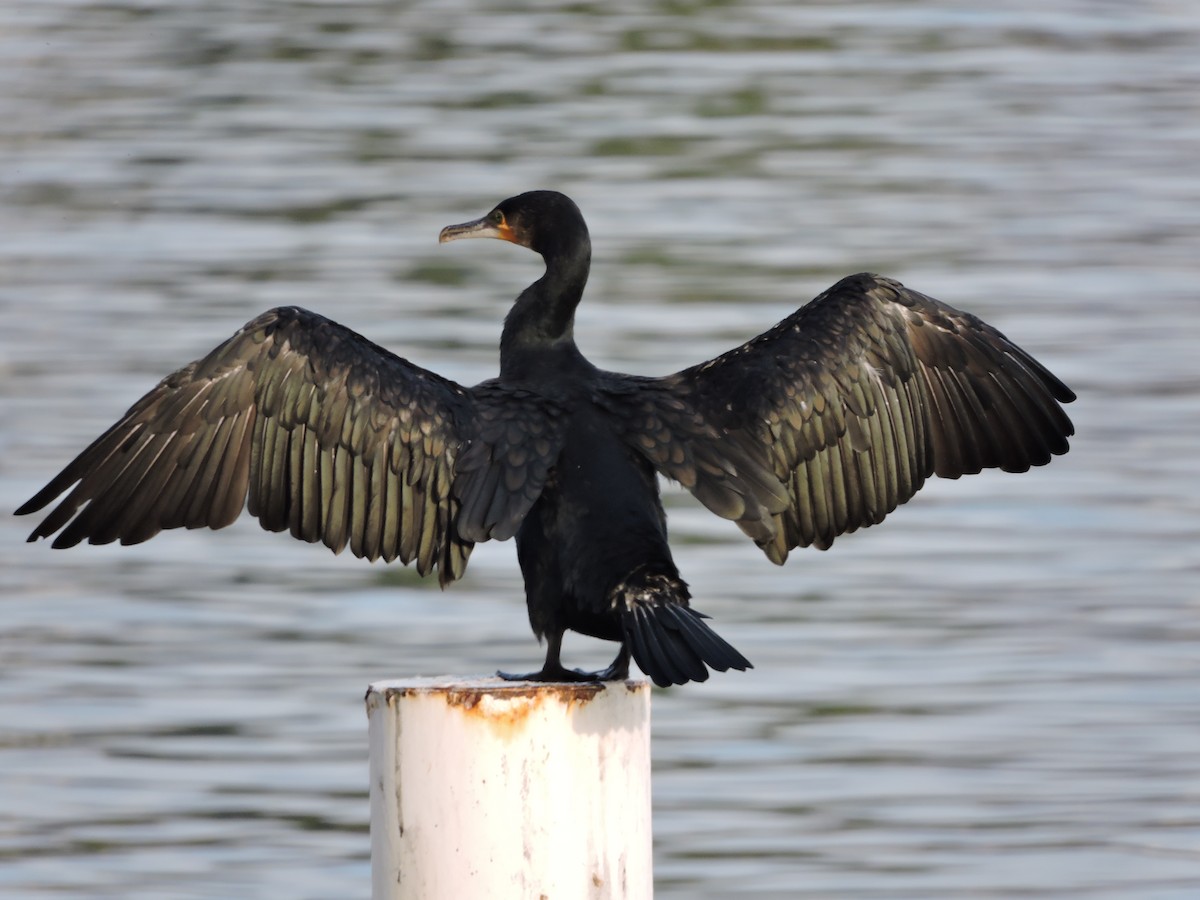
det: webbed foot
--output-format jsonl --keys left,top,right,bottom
{"left": 497, "top": 665, "right": 600, "bottom": 683}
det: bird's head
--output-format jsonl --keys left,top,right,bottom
{"left": 439, "top": 190, "right": 589, "bottom": 262}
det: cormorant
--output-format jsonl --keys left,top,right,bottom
{"left": 17, "top": 190, "right": 1075, "bottom": 687}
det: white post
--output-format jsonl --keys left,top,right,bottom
{"left": 366, "top": 676, "right": 653, "bottom": 900}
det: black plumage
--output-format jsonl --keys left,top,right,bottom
{"left": 17, "top": 190, "right": 1075, "bottom": 687}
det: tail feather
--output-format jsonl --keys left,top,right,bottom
{"left": 633, "top": 605, "right": 710, "bottom": 685}
{"left": 613, "top": 567, "right": 752, "bottom": 687}
{"left": 663, "top": 605, "right": 750, "bottom": 673}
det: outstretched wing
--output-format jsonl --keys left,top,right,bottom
{"left": 598, "top": 273, "right": 1075, "bottom": 562}
{"left": 18, "top": 307, "right": 565, "bottom": 586}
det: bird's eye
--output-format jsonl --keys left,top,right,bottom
{"left": 490, "top": 209, "right": 505, "bottom": 225}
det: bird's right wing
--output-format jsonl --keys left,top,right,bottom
{"left": 18, "top": 307, "right": 566, "bottom": 586}
{"left": 598, "top": 274, "right": 1075, "bottom": 562}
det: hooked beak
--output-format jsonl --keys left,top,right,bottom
{"left": 438, "top": 215, "right": 516, "bottom": 245}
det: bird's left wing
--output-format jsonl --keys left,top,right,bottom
{"left": 597, "top": 273, "right": 1075, "bottom": 563}
{"left": 18, "top": 307, "right": 565, "bottom": 586}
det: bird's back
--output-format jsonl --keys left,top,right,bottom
{"left": 519, "top": 402, "right": 674, "bottom": 621}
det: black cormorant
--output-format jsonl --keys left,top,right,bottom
{"left": 17, "top": 190, "right": 1075, "bottom": 687}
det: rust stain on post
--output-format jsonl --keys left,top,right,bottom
{"left": 368, "top": 679, "right": 643, "bottom": 737}
{"left": 367, "top": 678, "right": 646, "bottom": 732}
{"left": 444, "top": 683, "right": 603, "bottom": 738}
{"left": 445, "top": 682, "right": 603, "bottom": 709}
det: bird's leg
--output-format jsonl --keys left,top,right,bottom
{"left": 497, "top": 631, "right": 601, "bottom": 683}
{"left": 593, "top": 642, "right": 631, "bottom": 681}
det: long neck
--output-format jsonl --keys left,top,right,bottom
{"left": 500, "top": 240, "right": 591, "bottom": 381}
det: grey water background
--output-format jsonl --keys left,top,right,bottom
{"left": 1, "top": 1, "right": 1197, "bottom": 897}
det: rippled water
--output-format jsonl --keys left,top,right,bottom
{"left": 2, "top": 1, "right": 1198, "bottom": 897}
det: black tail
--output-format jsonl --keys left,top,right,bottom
{"left": 613, "top": 567, "right": 752, "bottom": 687}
